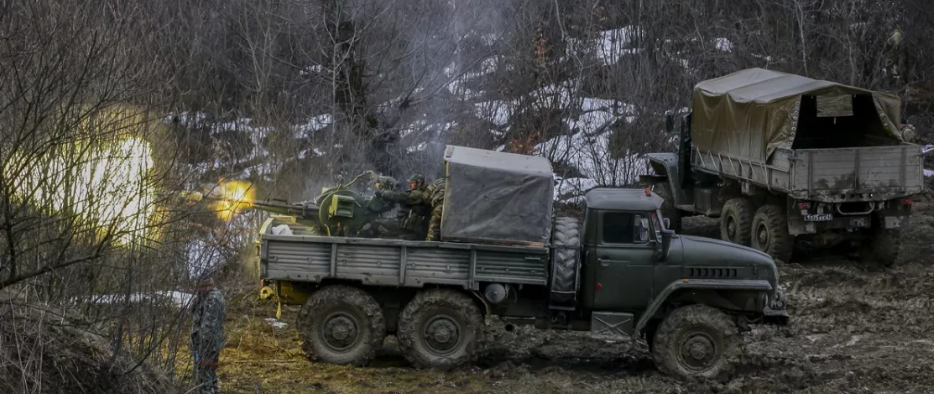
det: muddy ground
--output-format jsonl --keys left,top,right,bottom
{"left": 207, "top": 203, "right": 934, "bottom": 394}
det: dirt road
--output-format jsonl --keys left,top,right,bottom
{"left": 215, "top": 205, "right": 934, "bottom": 394}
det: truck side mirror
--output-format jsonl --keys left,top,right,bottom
{"left": 665, "top": 114, "right": 675, "bottom": 133}
{"left": 658, "top": 229, "right": 674, "bottom": 262}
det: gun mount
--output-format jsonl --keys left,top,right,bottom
{"left": 180, "top": 171, "right": 400, "bottom": 237}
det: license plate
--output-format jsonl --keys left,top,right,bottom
{"left": 805, "top": 214, "right": 833, "bottom": 222}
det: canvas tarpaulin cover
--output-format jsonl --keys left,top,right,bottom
{"left": 440, "top": 145, "right": 554, "bottom": 245}
{"left": 690, "top": 68, "right": 903, "bottom": 162}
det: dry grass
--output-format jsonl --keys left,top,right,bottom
{"left": 0, "top": 302, "right": 182, "bottom": 394}
{"left": 211, "top": 297, "right": 488, "bottom": 394}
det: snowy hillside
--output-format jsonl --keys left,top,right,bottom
{"left": 173, "top": 25, "right": 685, "bottom": 204}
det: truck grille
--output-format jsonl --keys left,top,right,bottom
{"left": 687, "top": 267, "right": 738, "bottom": 279}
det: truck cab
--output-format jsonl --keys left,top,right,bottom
{"left": 555, "top": 187, "right": 786, "bottom": 377}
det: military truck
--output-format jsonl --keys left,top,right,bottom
{"left": 254, "top": 145, "right": 787, "bottom": 379}
{"left": 642, "top": 68, "right": 922, "bottom": 265}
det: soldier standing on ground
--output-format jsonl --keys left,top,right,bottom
{"left": 376, "top": 174, "right": 431, "bottom": 240}
{"left": 191, "top": 276, "right": 227, "bottom": 394}
{"left": 425, "top": 177, "right": 446, "bottom": 241}
{"left": 883, "top": 29, "right": 906, "bottom": 88}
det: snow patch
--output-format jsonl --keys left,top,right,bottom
{"left": 299, "top": 64, "right": 324, "bottom": 76}
{"left": 474, "top": 101, "right": 511, "bottom": 126}
{"left": 714, "top": 38, "right": 733, "bottom": 52}
{"left": 73, "top": 291, "right": 194, "bottom": 308}
{"left": 554, "top": 177, "right": 599, "bottom": 203}
{"left": 566, "top": 26, "right": 643, "bottom": 65}
{"left": 407, "top": 142, "right": 430, "bottom": 153}
{"left": 539, "top": 128, "right": 647, "bottom": 203}
{"left": 264, "top": 318, "right": 289, "bottom": 329}
{"left": 295, "top": 114, "right": 332, "bottom": 137}
{"left": 597, "top": 26, "right": 642, "bottom": 65}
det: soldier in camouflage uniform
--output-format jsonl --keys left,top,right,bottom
{"left": 425, "top": 177, "right": 446, "bottom": 241}
{"left": 376, "top": 174, "right": 431, "bottom": 240}
{"left": 191, "top": 276, "right": 227, "bottom": 394}
{"left": 883, "top": 29, "right": 906, "bottom": 88}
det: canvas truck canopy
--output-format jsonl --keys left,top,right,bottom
{"left": 440, "top": 145, "right": 555, "bottom": 246}
{"left": 690, "top": 68, "right": 903, "bottom": 162}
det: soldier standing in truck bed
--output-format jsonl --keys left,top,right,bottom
{"left": 376, "top": 174, "right": 431, "bottom": 240}
{"left": 425, "top": 177, "right": 445, "bottom": 241}
{"left": 191, "top": 275, "right": 227, "bottom": 394}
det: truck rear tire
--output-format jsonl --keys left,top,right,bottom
{"left": 751, "top": 205, "right": 794, "bottom": 263}
{"left": 721, "top": 198, "right": 754, "bottom": 246}
{"left": 298, "top": 285, "right": 386, "bottom": 366}
{"left": 397, "top": 289, "right": 484, "bottom": 370}
{"left": 652, "top": 304, "right": 740, "bottom": 380}
{"left": 550, "top": 217, "right": 580, "bottom": 303}
{"left": 652, "top": 182, "right": 682, "bottom": 232}
{"left": 860, "top": 228, "right": 900, "bottom": 267}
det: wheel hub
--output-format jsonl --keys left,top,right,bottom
{"left": 726, "top": 217, "right": 737, "bottom": 238}
{"left": 756, "top": 223, "right": 770, "bottom": 250}
{"left": 679, "top": 333, "right": 718, "bottom": 371}
{"left": 422, "top": 315, "right": 461, "bottom": 355}
{"left": 321, "top": 313, "right": 360, "bottom": 351}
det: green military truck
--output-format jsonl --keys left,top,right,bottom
{"left": 256, "top": 145, "right": 788, "bottom": 379}
{"left": 643, "top": 68, "right": 922, "bottom": 265}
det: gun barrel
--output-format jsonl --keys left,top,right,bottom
{"left": 250, "top": 200, "right": 317, "bottom": 217}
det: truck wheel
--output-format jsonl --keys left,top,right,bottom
{"left": 652, "top": 304, "right": 740, "bottom": 380}
{"left": 652, "top": 182, "right": 682, "bottom": 232}
{"left": 721, "top": 198, "right": 754, "bottom": 246}
{"left": 550, "top": 217, "right": 580, "bottom": 303}
{"left": 298, "top": 285, "right": 386, "bottom": 366}
{"left": 397, "top": 289, "right": 484, "bottom": 370}
{"left": 860, "top": 228, "right": 900, "bottom": 267}
{"left": 751, "top": 205, "right": 793, "bottom": 263}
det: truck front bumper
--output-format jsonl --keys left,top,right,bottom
{"left": 763, "top": 290, "right": 789, "bottom": 325}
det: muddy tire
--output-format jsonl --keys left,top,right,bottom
{"left": 861, "top": 228, "right": 900, "bottom": 267}
{"left": 397, "top": 289, "right": 484, "bottom": 370}
{"left": 653, "top": 182, "right": 682, "bottom": 232}
{"left": 751, "top": 205, "right": 794, "bottom": 263}
{"left": 550, "top": 217, "right": 580, "bottom": 303}
{"left": 720, "top": 198, "right": 754, "bottom": 246}
{"left": 652, "top": 304, "right": 740, "bottom": 380}
{"left": 298, "top": 285, "right": 386, "bottom": 366}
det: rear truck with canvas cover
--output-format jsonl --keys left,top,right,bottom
{"left": 255, "top": 145, "right": 788, "bottom": 379}
{"left": 642, "top": 68, "right": 922, "bottom": 266}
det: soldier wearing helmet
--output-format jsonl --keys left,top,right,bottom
{"left": 375, "top": 174, "right": 431, "bottom": 239}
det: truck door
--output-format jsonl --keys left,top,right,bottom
{"left": 591, "top": 211, "right": 656, "bottom": 311}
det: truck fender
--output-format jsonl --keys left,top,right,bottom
{"left": 642, "top": 153, "right": 686, "bottom": 206}
{"left": 634, "top": 279, "right": 773, "bottom": 335}
{"left": 645, "top": 153, "right": 680, "bottom": 179}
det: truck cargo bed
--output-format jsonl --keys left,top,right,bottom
{"left": 260, "top": 234, "right": 550, "bottom": 290}
{"left": 691, "top": 143, "right": 922, "bottom": 202}
{"left": 791, "top": 145, "right": 923, "bottom": 200}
